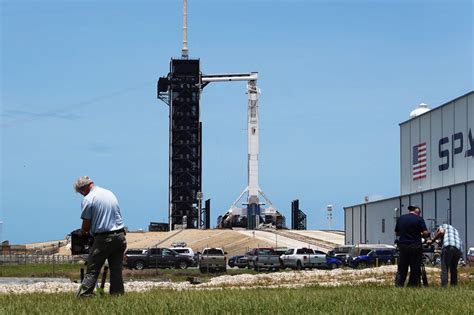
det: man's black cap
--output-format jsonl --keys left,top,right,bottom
{"left": 407, "top": 205, "right": 420, "bottom": 211}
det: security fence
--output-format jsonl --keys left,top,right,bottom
{"left": 0, "top": 254, "right": 82, "bottom": 265}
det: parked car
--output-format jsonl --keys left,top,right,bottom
{"left": 348, "top": 248, "right": 397, "bottom": 268}
{"left": 198, "top": 248, "right": 227, "bottom": 273}
{"left": 349, "top": 244, "right": 396, "bottom": 258}
{"left": 273, "top": 248, "right": 289, "bottom": 256}
{"left": 280, "top": 248, "right": 342, "bottom": 270}
{"left": 228, "top": 255, "right": 248, "bottom": 268}
{"left": 124, "top": 248, "right": 147, "bottom": 256}
{"left": 170, "top": 247, "right": 197, "bottom": 267}
{"left": 123, "top": 247, "right": 193, "bottom": 270}
{"left": 328, "top": 245, "right": 354, "bottom": 265}
{"left": 326, "top": 255, "right": 343, "bottom": 269}
{"left": 245, "top": 248, "right": 281, "bottom": 271}
{"left": 467, "top": 247, "right": 474, "bottom": 267}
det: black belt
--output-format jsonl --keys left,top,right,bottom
{"left": 95, "top": 228, "right": 125, "bottom": 236}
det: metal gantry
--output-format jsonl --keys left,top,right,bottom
{"left": 157, "top": 0, "right": 284, "bottom": 230}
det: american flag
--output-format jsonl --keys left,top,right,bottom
{"left": 412, "top": 142, "right": 427, "bottom": 180}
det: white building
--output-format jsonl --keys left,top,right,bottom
{"left": 344, "top": 91, "right": 474, "bottom": 257}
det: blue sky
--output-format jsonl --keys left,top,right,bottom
{"left": 1, "top": 0, "right": 472, "bottom": 244}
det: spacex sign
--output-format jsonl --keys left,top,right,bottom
{"left": 412, "top": 128, "right": 474, "bottom": 181}
{"left": 401, "top": 92, "right": 474, "bottom": 194}
{"left": 437, "top": 129, "right": 474, "bottom": 171}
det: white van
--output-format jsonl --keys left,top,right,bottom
{"left": 171, "top": 247, "right": 197, "bottom": 266}
{"left": 169, "top": 247, "right": 193, "bottom": 256}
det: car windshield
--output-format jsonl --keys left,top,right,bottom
{"left": 173, "top": 249, "right": 189, "bottom": 254}
{"left": 468, "top": 249, "right": 474, "bottom": 255}
{"left": 284, "top": 249, "right": 294, "bottom": 255}
{"left": 359, "top": 249, "right": 371, "bottom": 256}
{"left": 203, "top": 249, "right": 223, "bottom": 255}
{"left": 162, "top": 249, "right": 176, "bottom": 256}
{"left": 334, "top": 247, "right": 352, "bottom": 254}
{"left": 125, "top": 249, "right": 145, "bottom": 255}
{"left": 256, "top": 249, "right": 276, "bottom": 255}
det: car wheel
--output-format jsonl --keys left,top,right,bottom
{"left": 296, "top": 260, "right": 303, "bottom": 270}
{"left": 358, "top": 261, "right": 367, "bottom": 269}
{"left": 176, "top": 260, "right": 188, "bottom": 270}
{"left": 330, "top": 262, "right": 338, "bottom": 270}
{"left": 134, "top": 260, "right": 145, "bottom": 270}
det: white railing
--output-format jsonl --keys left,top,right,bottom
{"left": 0, "top": 254, "right": 82, "bottom": 265}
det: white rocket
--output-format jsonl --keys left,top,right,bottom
{"left": 202, "top": 74, "right": 279, "bottom": 227}
{"left": 181, "top": 0, "right": 280, "bottom": 228}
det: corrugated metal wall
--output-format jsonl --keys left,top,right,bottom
{"left": 345, "top": 92, "right": 473, "bottom": 256}
{"left": 400, "top": 92, "right": 474, "bottom": 195}
{"left": 344, "top": 181, "right": 474, "bottom": 257}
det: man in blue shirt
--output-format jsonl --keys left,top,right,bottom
{"left": 75, "top": 176, "right": 127, "bottom": 297}
{"left": 428, "top": 224, "right": 463, "bottom": 287}
{"left": 394, "top": 205, "right": 430, "bottom": 287}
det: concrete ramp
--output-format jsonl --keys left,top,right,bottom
{"left": 46, "top": 229, "right": 345, "bottom": 256}
{"left": 237, "top": 230, "right": 343, "bottom": 252}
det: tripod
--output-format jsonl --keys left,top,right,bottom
{"left": 421, "top": 262, "right": 428, "bottom": 287}
{"left": 76, "top": 257, "right": 109, "bottom": 297}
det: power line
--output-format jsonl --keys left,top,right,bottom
{"left": 0, "top": 82, "right": 151, "bottom": 128}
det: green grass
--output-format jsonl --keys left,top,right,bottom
{"left": 0, "top": 264, "right": 79, "bottom": 278}
{"left": 0, "top": 264, "right": 257, "bottom": 282}
{"left": 0, "top": 284, "right": 473, "bottom": 314}
{"left": 1, "top": 265, "right": 473, "bottom": 314}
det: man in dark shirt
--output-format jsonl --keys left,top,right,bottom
{"left": 394, "top": 205, "right": 430, "bottom": 287}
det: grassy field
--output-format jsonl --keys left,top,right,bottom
{"left": 1, "top": 264, "right": 473, "bottom": 314}
{"left": 0, "top": 283, "right": 473, "bottom": 314}
{"left": 0, "top": 264, "right": 79, "bottom": 278}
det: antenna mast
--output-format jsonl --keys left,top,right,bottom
{"left": 181, "top": 0, "right": 189, "bottom": 59}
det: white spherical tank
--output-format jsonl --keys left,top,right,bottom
{"left": 409, "top": 103, "right": 430, "bottom": 118}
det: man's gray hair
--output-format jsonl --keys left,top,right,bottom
{"left": 74, "top": 176, "right": 93, "bottom": 192}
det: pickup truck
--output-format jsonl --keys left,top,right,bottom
{"left": 245, "top": 248, "right": 281, "bottom": 271}
{"left": 280, "top": 248, "right": 341, "bottom": 270}
{"left": 228, "top": 255, "right": 248, "bottom": 268}
{"left": 468, "top": 247, "right": 474, "bottom": 267}
{"left": 198, "top": 248, "right": 227, "bottom": 273}
{"left": 123, "top": 248, "right": 194, "bottom": 270}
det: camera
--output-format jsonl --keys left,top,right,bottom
{"left": 70, "top": 229, "right": 93, "bottom": 255}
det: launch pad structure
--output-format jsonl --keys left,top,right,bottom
{"left": 157, "top": 0, "right": 285, "bottom": 230}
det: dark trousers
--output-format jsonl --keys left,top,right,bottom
{"left": 440, "top": 246, "right": 462, "bottom": 287}
{"left": 79, "top": 232, "right": 127, "bottom": 297}
{"left": 395, "top": 243, "right": 422, "bottom": 287}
